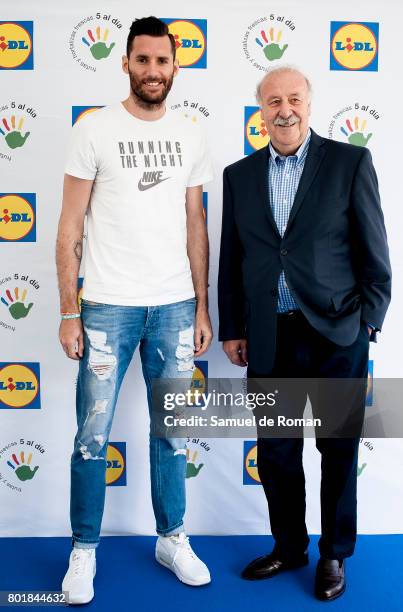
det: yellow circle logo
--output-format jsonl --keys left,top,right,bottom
{"left": 0, "top": 23, "right": 32, "bottom": 69}
{"left": 106, "top": 444, "right": 125, "bottom": 485}
{"left": 167, "top": 20, "right": 205, "bottom": 67}
{"left": 191, "top": 365, "right": 206, "bottom": 393}
{"left": 0, "top": 364, "right": 38, "bottom": 407}
{"left": 0, "top": 195, "right": 34, "bottom": 241}
{"left": 74, "top": 107, "right": 102, "bottom": 125}
{"left": 331, "top": 23, "right": 377, "bottom": 70}
{"left": 77, "top": 286, "right": 84, "bottom": 310}
{"left": 245, "top": 444, "right": 261, "bottom": 483}
{"left": 246, "top": 110, "right": 270, "bottom": 151}
{"left": 188, "top": 364, "right": 206, "bottom": 405}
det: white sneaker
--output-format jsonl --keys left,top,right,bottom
{"left": 61, "top": 548, "right": 96, "bottom": 604}
{"left": 155, "top": 532, "right": 211, "bottom": 586}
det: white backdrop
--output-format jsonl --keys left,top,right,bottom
{"left": 1, "top": 0, "right": 403, "bottom": 539}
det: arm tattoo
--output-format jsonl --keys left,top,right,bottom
{"left": 74, "top": 240, "right": 83, "bottom": 261}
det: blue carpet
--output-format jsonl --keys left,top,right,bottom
{"left": 0, "top": 535, "right": 401, "bottom": 611}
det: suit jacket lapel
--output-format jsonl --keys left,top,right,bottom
{"left": 253, "top": 145, "right": 281, "bottom": 238}
{"left": 284, "top": 130, "right": 327, "bottom": 236}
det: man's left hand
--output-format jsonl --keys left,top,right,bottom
{"left": 194, "top": 308, "right": 213, "bottom": 357}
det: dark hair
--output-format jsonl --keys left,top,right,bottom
{"left": 126, "top": 16, "right": 176, "bottom": 60}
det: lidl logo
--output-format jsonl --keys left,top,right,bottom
{"left": 0, "top": 193, "right": 36, "bottom": 242}
{"left": 0, "top": 21, "right": 33, "bottom": 70}
{"left": 366, "top": 360, "right": 373, "bottom": 406}
{"left": 72, "top": 106, "right": 104, "bottom": 126}
{"left": 330, "top": 22, "right": 379, "bottom": 72}
{"left": 202, "top": 192, "right": 208, "bottom": 224}
{"left": 244, "top": 106, "right": 269, "bottom": 155}
{"left": 190, "top": 360, "right": 208, "bottom": 399}
{"left": 162, "top": 19, "right": 207, "bottom": 68}
{"left": 106, "top": 442, "right": 126, "bottom": 486}
{"left": 77, "top": 277, "right": 84, "bottom": 310}
{"left": 243, "top": 440, "right": 261, "bottom": 485}
{"left": 0, "top": 363, "right": 41, "bottom": 409}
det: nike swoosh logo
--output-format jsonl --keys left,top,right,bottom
{"left": 138, "top": 177, "right": 170, "bottom": 191}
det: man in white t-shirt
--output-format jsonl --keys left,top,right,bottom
{"left": 56, "top": 17, "right": 213, "bottom": 604}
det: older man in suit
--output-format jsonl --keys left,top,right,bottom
{"left": 218, "top": 66, "right": 391, "bottom": 601}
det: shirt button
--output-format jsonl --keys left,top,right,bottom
{"left": 281, "top": 249, "right": 288, "bottom": 256}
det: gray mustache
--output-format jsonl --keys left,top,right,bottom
{"left": 274, "top": 116, "right": 300, "bottom": 126}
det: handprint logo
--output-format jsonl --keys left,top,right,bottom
{"left": 183, "top": 114, "right": 198, "bottom": 123}
{"left": 0, "top": 116, "right": 30, "bottom": 149}
{"left": 7, "top": 451, "right": 39, "bottom": 481}
{"left": 82, "top": 27, "right": 115, "bottom": 60}
{"left": 256, "top": 28, "right": 288, "bottom": 61}
{"left": 357, "top": 448, "right": 367, "bottom": 476}
{"left": 186, "top": 449, "right": 204, "bottom": 478}
{"left": 357, "top": 462, "right": 367, "bottom": 476}
{"left": 340, "top": 117, "right": 372, "bottom": 147}
{"left": 1, "top": 287, "right": 33, "bottom": 320}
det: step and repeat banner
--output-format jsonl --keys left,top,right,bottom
{"left": 1, "top": 0, "right": 402, "bottom": 539}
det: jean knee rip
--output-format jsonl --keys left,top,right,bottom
{"left": 175, "top": 325, "right": 195, "bottom": 372}
{"left": 92, "top": 399, "right": 108, "bottom": 414}
{"left": 85, "top": 327, "right": 117, "bottom": 381}
{"left": 79, "top": 440, "right": 105, "bottom": 461}
{"left": 79, "top": 399, "right": 108, "bottom": 460}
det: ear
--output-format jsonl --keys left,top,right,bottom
{"left": 122, "top": 55, "right": 129, "bottom": 75}
{"left": 173, "top": 58, "right": 180, "bottom": 78}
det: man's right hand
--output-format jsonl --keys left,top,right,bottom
{"left": 59, "top": 318, "right": 84, "bottom": 360}
{"left": 223, "top": 339, "right": 248, "bottom": 367}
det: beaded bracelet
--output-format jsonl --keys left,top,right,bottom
{"left": 61, "top": 313, "right": 81, "bottom": 320}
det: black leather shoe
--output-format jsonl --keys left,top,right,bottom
{"left": 241, "top": 552, "right": 309, "bottom": 580}
{"left": 315, "top": 558, "right": 346, "bottom": 601}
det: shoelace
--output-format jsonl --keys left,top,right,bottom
{"left": 71, "top": 550, "right": 92, "bottom": 576}
{"left": 171, "top": 535, "right": 197, "bottom": 560}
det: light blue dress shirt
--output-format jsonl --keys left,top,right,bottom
{"left": 268, "top": 129, "right": 311, "bottom": 312}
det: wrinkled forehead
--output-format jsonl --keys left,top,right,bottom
{"left": 261, "top": 72, "right": 309, "bottom": 99}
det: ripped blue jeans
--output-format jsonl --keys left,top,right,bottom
{"left": 70, "top": 297, "right": 196, "bottom": 549}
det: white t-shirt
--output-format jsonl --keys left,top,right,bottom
{"left": 64, "top": 103, "right": 213, "bottom": 305}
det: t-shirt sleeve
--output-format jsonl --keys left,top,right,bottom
{"left": 64, "top": 119, "right": 97, "bottom": 180}
{"left": 187, "top": 126, "right": 214, "bottom": 187}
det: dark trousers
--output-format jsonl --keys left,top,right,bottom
{"left": 250, "top": 311, "right": 369, "bottom": 561}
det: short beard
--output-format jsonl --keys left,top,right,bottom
{"left": 129, "top": 70, "right": 174, "bottom": 110}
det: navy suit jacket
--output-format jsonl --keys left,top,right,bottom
{"left": 218, "top": 130, "right": 391, "bottom": 374}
